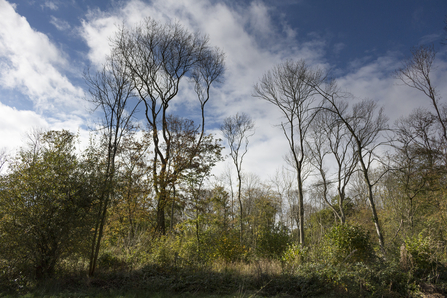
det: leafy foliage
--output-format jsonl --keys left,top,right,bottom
{"left": 323, "top": 224, "right": 374, "bottom": 265}
{"left": 256, "top": 224, "right": 291, "bottom": 259}
{"left": 0, "top": 130, "right": 94, "bottom": 279}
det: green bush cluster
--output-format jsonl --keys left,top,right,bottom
{"left": 323, "top": 224, "right": 374, "bottom": 265}
{"left": 281, "top": 243, "right": 308, "bottom": 273}
{"left": 256, "top": 224, "right": 291, "bottom": 259}
{"left": 404, "top": 232, "right": 446, "bottom": 280}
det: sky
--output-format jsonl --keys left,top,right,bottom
{"left": 1, "top": 0, "right": 447, "bottom": 182}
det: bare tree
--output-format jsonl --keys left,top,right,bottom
{"left": 396, "top": 45, "right": 447, "bottom": 144}
{"left": 253, "top": 59, "right": 324, "bottom": 245}
{"left": 307, "top": 108, "right": 357, "bottom": 224}
{"left": 393, "top": 40, "right": 447, "bottom": 238}
{"left": 312, "top": 82, "right": 389, "bottom": 255}
{"left": 84, "top": 51, "right": 138, "bottom": 276}
{"left": 112, "top": 18, "right": 224, "bottom": 235}
{"left": 387, "top": 107, "right": 446, "bottom": 236}
{"left": 0, "top": 149, "right": 7, "bottom": 173}
{"left": 270, "top": 167, "right": 299, "bottom": 235}
{"left": 220, "top": 112, "right": 255, "bottom": 243}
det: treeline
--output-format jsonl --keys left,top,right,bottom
{"left": 0, "top": 16, "right": 446, "bottom": 296}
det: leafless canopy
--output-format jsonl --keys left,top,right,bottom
{"left": 221, "top": 113, "right": 255, "bottom": 170}
{"left": 253, "top": 59, "right": 324, "bottom": 245}
{"left": 111, "top": 17, "right": 225, "bottom": 235}
{"left": 396, "top": 45, "right": 447, "bottom": 144}
{"left": 220, "top": 112, "right": 255, "bottom": 242}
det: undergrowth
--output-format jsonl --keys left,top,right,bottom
{"left": 1, "top": 226, "right": 446, "bottom": 297}
{"left": 2, "top": 258, "right": 446, "bottom": 297}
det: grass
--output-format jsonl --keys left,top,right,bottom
{"left": 1, "top": 258, "right": 447, "bottom": 298}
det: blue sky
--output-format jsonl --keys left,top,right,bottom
{"left": 1, "top": 0, "right": 447, "bottom": 179}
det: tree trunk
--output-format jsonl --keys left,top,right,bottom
{"left": 359, "top": 154, "right": 386, "bottom": 256}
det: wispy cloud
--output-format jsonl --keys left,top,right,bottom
{"left": 42, "top": 0, "right": 58, "bottom": 11}
{"left": 50, "top": 16, "right": 71, "bottom": 31}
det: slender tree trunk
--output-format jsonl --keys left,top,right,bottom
{"left": 237, "top": 171, "right": 243, "bottom": 244}
{"left": 89, "top": 150, "right": 115, "bottom": 276}
{"left": 89, "top": 193, "right": 111, "bottom": 276}
{"left": 359, "top": 153, "right": 386, "bottom": 255}
{"left": 171, "top": 185, "right": 176, "bottom": 231}
{"left": 297, "top": 170, "right": 305, "bottom": 245}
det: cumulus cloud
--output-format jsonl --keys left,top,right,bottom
{"left": 0, "top": 99, "right": 91, "bottom": 159}
{"left": 79, "top": 0, "right": 329, "bottom": 178}
{"left": 0, "top": 102, "right": 49, "bottom": 151}
{"left": 0, "top": 0, "right": 91, "bottom": 156}
{"left": 78, "top": 0, "right": 447, "bottom": 181}
{"left": 0, "top": 0, "right": 85, "bottom": 114}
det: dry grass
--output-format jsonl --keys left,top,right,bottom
{"left": 211, "top": 259, "right": 282, "bottom": 277}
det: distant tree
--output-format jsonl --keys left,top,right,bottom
{"left": 166, "top": 115, "right": 224, "bottom": 231}
{"left": 107, "top": 132, "right": 153, "bottom": 249}
{"left": 220, "top": 113, "right": 255, "bottom": 243}
{"left": 0, "top": 148, "right": 7, "bottom": 173}
{"left": 270, "top": 168, "right": 299, "bottom": 235}
{"left": 253, "top": 60, "right": 324, "bottom": 245}
{"left": 384, "top": 108, "right": 447, "bottom": 240}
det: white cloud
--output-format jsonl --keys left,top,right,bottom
{"left": 50, "top": 15, "right": 71, "bottom": 31}
{"left": 80, "top": 0, "right": 447, "bottom": 183}
{"left": 0, "top": 102, "right": 48, "bottom": 152}
{"left": 0, "top": 0, "right": 85, "bottom": 114}
{"left": 0, "top": 100, "right": 92, "bottom": 159}
{"left": 78, "top": 0, "right": 331, "bottom": 181}
{"left": 335, "top": 49, "right": 447, "bottom": 127}
{"left": 0, "top": 0, "right": 92, "bottom": 156}
{"left": 42, "top": 0, "right": 58, "bottom": 10}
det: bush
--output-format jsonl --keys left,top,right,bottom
{"left": 256, "top": 224, "right": 291, "bottom": 259}
{"left": 281, "top": 243, "right": 308, "bottom": 273}
{"left": 98, "top": 252, "right": 127, "bottom": 271}
{"left": 404, "top": 232, "right": 446, "bottom": 279}
{"left": 212, "top": 230, "right": 248, "bottom": 263}
{"left": 323, "top": 224, "right": 374, "bottom": 265}
{"left": 148, "top": 235, "right": 179, "bottom": 267}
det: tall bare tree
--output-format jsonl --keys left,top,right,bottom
{"left": 112, "top": 18, "right": 224, "bottom": 235}
{"left": 396, "top": 45, "right": 447, "bottom": 144}
{"left": 307, "top": 107, "right": 357, "bottom": 224}
{"left": 253, "top": 60, "right": 324, "bottom": 245}
{"left": 84, "top": 52, "right": 138, "bottom": 276}
{"left": 220, "top": 113, "right": 255, "bottom": 243}
{"left": 311, "top": 81, "right": 389, "bottom": 255}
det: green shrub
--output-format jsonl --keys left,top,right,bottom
{"left": 404, "top": 232, "right": 445, "bottom": 279}
{"left": 98, "top": 252, "right": 127, "bottom": 271}
{"left": 148, "top": 235, "right": 179, "bottom": 267}
{"left": 256, "top": 224, "right": 291, "bottom": 259}
{"left": 323, "top": 224, "right": 374, "bottom": 265}
{"left": 281, "top": 243, "right": 308, "bottom": 273}
{"left": 212, "top": 230, "right": 247, "bottom": 263}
